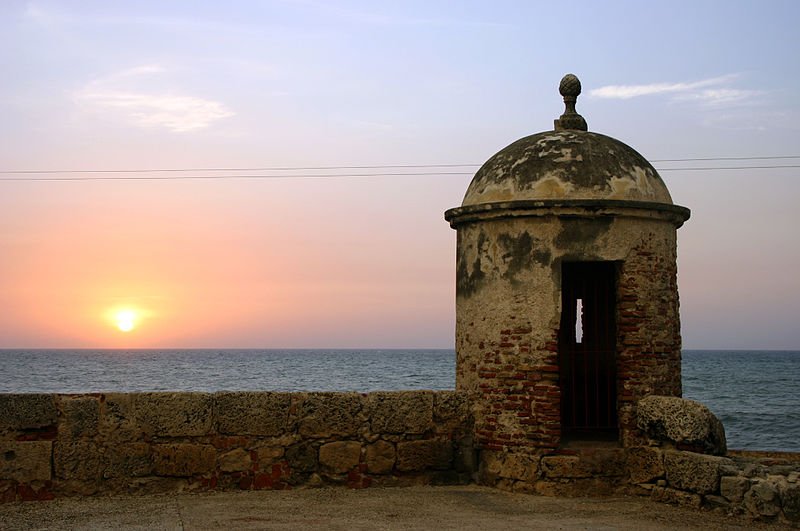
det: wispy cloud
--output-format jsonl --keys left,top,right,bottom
{"left": 76, "top": 65, "right": 234, "bottom": 133}
{"left": 589, "top": 75, "right": 762, "bottom": 107}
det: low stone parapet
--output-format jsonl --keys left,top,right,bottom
{"left": 0, "top": 391, "right": 475, "bottom": 501}
{"left": 478, "top": 446, "right": 800, "bottom": 524}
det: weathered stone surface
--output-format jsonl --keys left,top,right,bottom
{"left": 0, "top": 394, "right": 56, "bottom": 430}
{"left": 58, "top": 396, "right": 99, "bottom": 439}
{"left": 650, "top": 485, "right": 702, "bottom": 508}
{"left": 781, "top": 482, "right": 800, "bottom": 522}
{"left": 152, "top": 443, "right": 215, "bottom": 476}
{"left": 0, "top": 442, "right": 51, "bottom": 481}
{"left": 365, "top": 440, "right": 395, "bottom": 474}
{"left": 542, "top": 449, "right": 626, "bottom": 480}
{"left": 664, "top": 450, "right": 732, "bottom": 495}
{"left": 368, "top": 392, "right": 433, "bottom": 434}
{"left": 626, "top": 447, "right": 664, "bottom": 484}
{"left": 396, "top": 439, "right": 452, "bottom": 472}
{"left": 218, "top": 448, "right": 252, "bottom": 472}
{"left": 319, "top": 441, "right": 361, "bottom": 474}
{"left": 483, "top": 450, "right": 538, "bottom": 482}
{"left": 99, "top": 394, "right": 138, "bottom": 441}
{"left": 637, "top": 395, "right": 726, "bottom": 455}
{"left": 703, "top": 494, "right": 731, "bottom": 510}
{"left": 135, "top": 393, "right": 213, "bottom": 437}
{"left": 744, "top": 479, "right": 782, "bottom": 517}
{"left": 215, "top": 392, "right": 291, "bottom": 436}
{"left": 433, "top": 391, "right": 472, "bottom": 429}
{"left": 255, "top": 446, "right": 284, "bottom": 465}
{"left": 720, "top": 475, "right": 750, "bottom": 503}
{"left": 54, "top": 441, "right": 102, "bottom": 481}
{"left": 298, "top": 393, "right": 362, "bottom": 438}
{"left": 103, "top": 443, "right": 152, "bottom": 478}
{"left": 285, "top": 442, "right": 317, "bottom": 473}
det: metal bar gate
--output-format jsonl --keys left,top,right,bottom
{"left": 558, "top": 262, "right": 618, "bottom": 439}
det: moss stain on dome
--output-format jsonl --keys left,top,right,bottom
{"left": 462, "top": 131, "right": 673, "bottom": 207}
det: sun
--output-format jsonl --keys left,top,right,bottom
{"left": 114, "top": 309, "right": 138, "bottom": 332}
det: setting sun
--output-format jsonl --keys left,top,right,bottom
{"left": 113, "top": 309, "right": 138, "bottom": 332}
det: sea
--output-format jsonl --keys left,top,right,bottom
{"left": 0, "top": 349, "right": 797, "bottom": 453}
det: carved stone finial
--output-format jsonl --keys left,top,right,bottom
{"left": 554, "top": 73, "right": 588, "bottom": 131}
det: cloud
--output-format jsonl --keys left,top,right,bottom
{"left": 80, "top": 91, "right": 234, "bottom": 132}
{"left": 76, "top": 66, "right": 234, "bottom": 133}
{"left": 589, "top": 75, "right": 761, "bottom": 107}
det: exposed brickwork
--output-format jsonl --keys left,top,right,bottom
{"left": 617, "top": 235, "right": 683, "bottom": 447}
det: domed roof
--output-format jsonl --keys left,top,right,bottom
{"left": 461, "top": 75, "right": 673, "bottom": 207}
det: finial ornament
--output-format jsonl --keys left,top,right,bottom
{"left": 554, "top": 73, "right": 588, "bottom": 131}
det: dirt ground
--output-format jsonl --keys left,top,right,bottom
{"left": 0, "top": 485, "right": 789, "bottom": 530}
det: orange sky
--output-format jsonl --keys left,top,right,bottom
{"left": 1, "top": 2, "right": 799, "bottom": 349}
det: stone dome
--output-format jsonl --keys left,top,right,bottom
{"left": 461, "top": 73, "right": 673, "bottom": 207}
{"left": 461, "top": 130, "right": 674, "bottom": 206}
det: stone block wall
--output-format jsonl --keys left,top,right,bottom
{"left": 0, "top": 391, "right": 475, "bottom": 502}
{"left": 478, "top": 447, "right": 800, "bottom": 525}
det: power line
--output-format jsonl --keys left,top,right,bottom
{"left": 0, "top": 164, "right": 479, "bottom": 175}
{"left": 651, "top": 155, "right": 800, "bottom": 163}
{"left": 1, "top": 155, "right": 799, "bottom": 176}
{"left": 658, "top": 165, "right": 800, "bottom": 172}
{"left": 1, "top": 166, "right": 798, "bottom": 182}
{"left": 3, "top": 173, "right": 477, "bottom": 182}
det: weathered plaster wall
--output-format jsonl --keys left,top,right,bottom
{"left": 453, "top": 209, "right": 683, "bottom": 451}
{"left": 0, "top": 391, "right": 475, "bottom": 502}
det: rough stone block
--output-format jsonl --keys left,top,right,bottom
{"left": 650, "top": 485, "right": 702, "bottom": 508}
{"left": 626, "top": 447, "right": 664, "bottom": 483}
{"left": 58, "top": 396, "right": 99, "bottom": 439}
{"left": 664, "top": 450, "right": 731, "bottom": 494}
{"left": 135, "top": 393, "right": 213, "bottom": 437}
{"left": 319, "top": 441, "right": 361, "bottom": 474}
{"left": 720, "top": 475, "right": 750, "bottom": 503}
{"left": 298, "top": 393, "right": 363, "bottom": 438}
{"left": 366, "top": 440, "right": 395, "bottom": 474}
{"left": 54, "top": 441, "right": 102, "bottom": 481}
{"left": 433, "top": 391, "right": 472, "bottom": 429}
{"left": 781, "top": 482, "right": 800, "bottom": 522}
{"left": 215, "top": 392, "right": 291, "bottom": 436}
{"left": 218, "top": 448, "right": 252, "bottom": 472}
{"left": 153, "top": 443, "right": 215, "bottom": 476}
{"left": 285, "top": 441, "right": 317, "bottom": 473}
{"left": 744, "top": 479, "right": 782, "bottom": 517}
{"left": 453, "top": 436, "right": 476, "bottom": 473}
{"left": 99, "top": 394, "right": 139, "bottom": 441}
{"left": 0, "top": 394, "right": 56, "bottom": 430}
{"left": 0, "top": 441, "right": 51, "bottom": 481}
{"left": 104, "top": 442, "right": 153, "bottom": 478}
{"left": 637, "top": 395, "right": 726, "bottom": 455}
{"left": 542, "top": 449, "right": 626, "bottom": 480}
{"left": 255, "top": 446, "right": 284, "bottom": 466}
{"left": 541, "top": 455, "right": 591, "bottom": 479}
{"left": 396, "top": 439, "right": 452, "bottom": 472}
{"left": 483, "top": 450, "right": 538, "bottom": 482}
{"left": 368, "top": 392, "right": 433, "bottom": 435}
{"left": 703, "top": 494, "right": 731, "bottom": 510}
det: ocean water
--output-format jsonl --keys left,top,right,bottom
{"left": 0, "top": 349, "right": 797, "bottom": 452}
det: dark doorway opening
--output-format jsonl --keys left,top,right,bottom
{"left": 558, "top": 261, "right": 618, "bottom": 443}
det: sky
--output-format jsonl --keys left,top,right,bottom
{"left": 1, "top": 1, "right": 798, "bottom": 349}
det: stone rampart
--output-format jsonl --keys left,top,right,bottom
{"left": 0, "top": 391, "right": 475, "bottom": 502}
{"left": 478, "top": 447, "right": 800, "bottom": 525}
{"left": 2, "top": 391, "right": 798, "bottom": 524}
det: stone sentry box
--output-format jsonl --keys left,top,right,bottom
{"left": 445, "top": 75, "right": 691, "bottom": 457}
